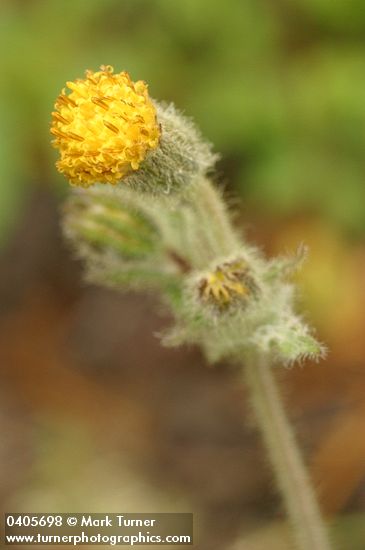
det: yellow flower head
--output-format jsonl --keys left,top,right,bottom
{"left": 51, "top": 66, "right": 160, "bottom": 187}
{"left": 199, "top": 259, "right": 256, "bottom": 309}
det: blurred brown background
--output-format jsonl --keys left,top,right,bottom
{"left": 1, "top": 1, "right": 365, "bottom": 548}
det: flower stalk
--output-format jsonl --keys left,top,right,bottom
{"left": 245, "top": 354, "right": 332, "bottom": 550}
{"left": 52, "top": 67, "right": 332, "bottom": 549}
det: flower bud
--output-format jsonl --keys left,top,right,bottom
{"left": 64, "top": 187, "right": 159, "bottom": 261}
{"left": 198, "top": 258, "right": 258, "bottom": 311}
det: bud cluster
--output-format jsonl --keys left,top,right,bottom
{"left": 53, "top": 67, "right": 324, "bottom": 367}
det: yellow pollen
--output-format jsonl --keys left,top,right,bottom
{"left": 103, "top": 120, "right": 119, "bottom": 134}
{"left": 51, "top": 66, "right": 160, "bottom": 187}
{"left": 51, "top": 128, "right": 70, "bottom": 140}
{"left": 91, "top": 97, "right": 109, "bottom": 110}
{"left": 57, "top": 93, "right": 76, "bottom": 107}
{"left": 52, "top": 112, "right": 70, "bottom": 124}
{"left": 67, "top": 131, "right": 84, "bottom": 142}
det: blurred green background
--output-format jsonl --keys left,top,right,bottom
{"left": 2, "top": 1, "right": 365, "bottom": 548}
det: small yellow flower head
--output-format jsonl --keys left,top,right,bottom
{"left": 51, "top": 66, "right": 160, "bottom": 187}
{"left": 199, "top": 259, "right": 256, "bottom": 310}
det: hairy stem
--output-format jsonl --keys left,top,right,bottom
{"left": 192, "top": 178, "right": 238, "bottom": 260}
{"left": 244, "top": 355, "right": 332, "bottom": 550}
{"left": 194, "top": 177, "right": 331, "bottom": 548}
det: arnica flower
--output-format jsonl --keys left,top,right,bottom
{"left": 199, "top": 259, "right": 256, "bottom": 309}
{"left": 51, "top": 65, "right": 160, "bottom": 187}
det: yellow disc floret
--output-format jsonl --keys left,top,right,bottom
{"left": 199, "top": 259, "right": 257, "bottom": 309}
{"left": 51, "top": 65, "right": 160, "bottom": 187}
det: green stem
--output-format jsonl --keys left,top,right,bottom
{"left": 244, "top": 355, "right": 332, "bottom": 550}
{"left": 192, "top": 178, "right": 239, "bottom": 260}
